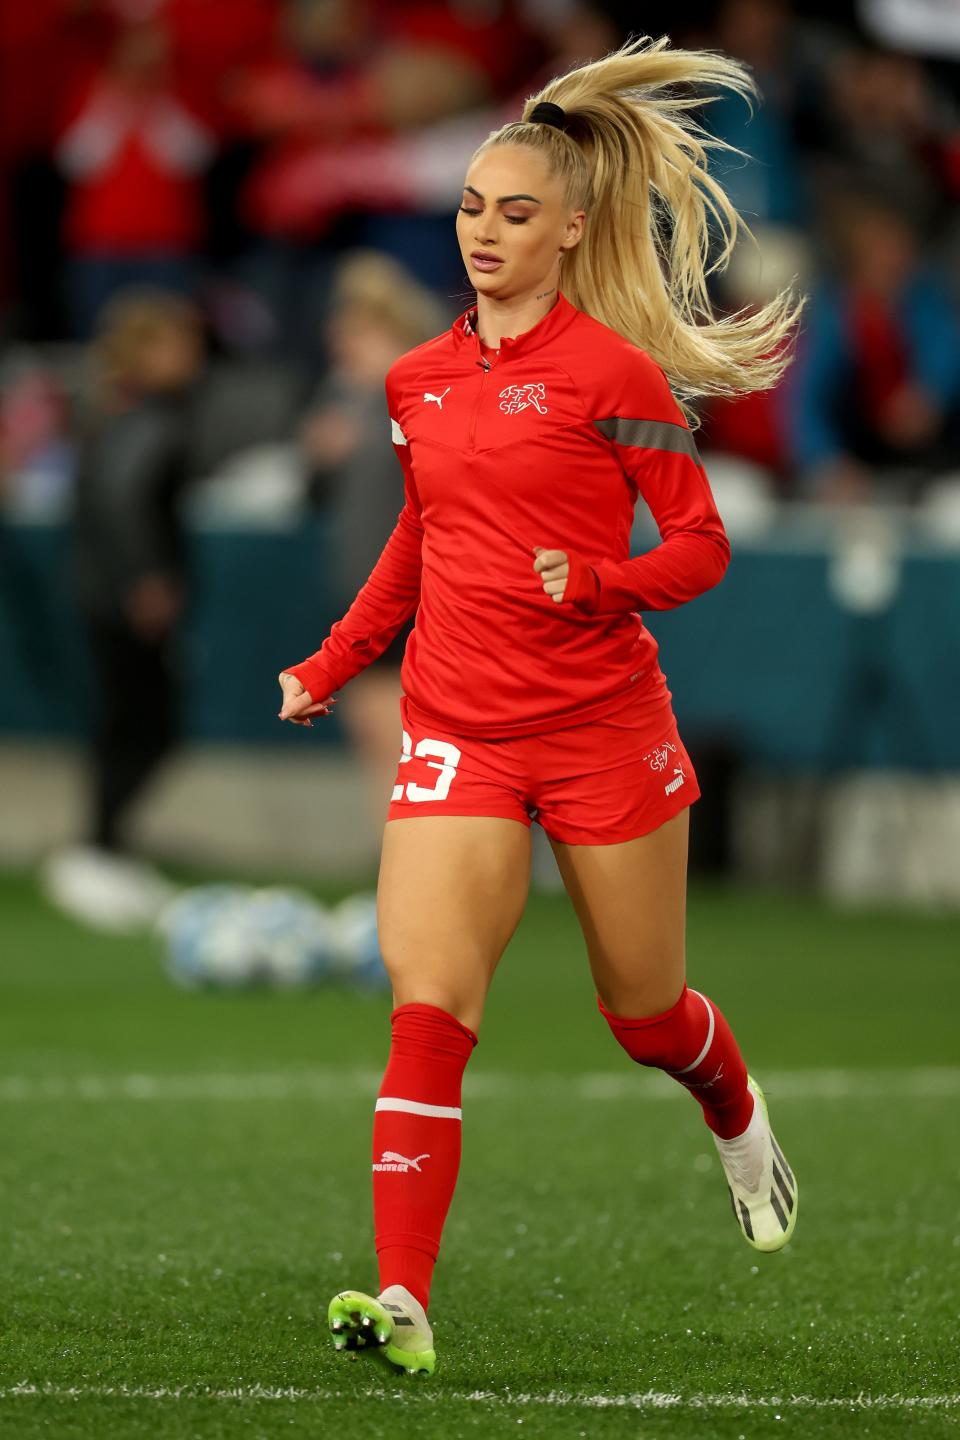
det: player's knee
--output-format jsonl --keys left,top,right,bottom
{"left": 379, "top": 937, "right": 491, "bottom": 1032}
{"left": 390, "top": 980, "right": 485, "bottom": 1034}
{"left": 593, "top": 960, "right": 684, "bottom": 1024}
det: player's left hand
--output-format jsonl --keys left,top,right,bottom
{"left": 277, "top": 671, "right": 338, "bottom": 726}
{"left": 532, "top": 546, "right": 569, "bottom": 603}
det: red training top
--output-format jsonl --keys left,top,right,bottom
{"left": 286, "top": 290, "right": 730, "bottom": 738}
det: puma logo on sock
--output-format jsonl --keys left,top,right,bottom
{"left": 373, "top": 1151, "right": 430, "bottom": 1173}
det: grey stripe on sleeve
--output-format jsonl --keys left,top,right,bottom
{"left": 593, "top": 416, "right": 702, "bottom": 464}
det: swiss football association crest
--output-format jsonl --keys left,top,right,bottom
{"left": 643, "top": 740, "right": 677, "bottom": 773}
{"left": 499, "top": 382, "right": 548, "bottom": 415}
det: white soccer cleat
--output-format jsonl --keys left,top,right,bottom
{"left": 376, "top": 1285, "right": 435, "bottom": 1375}
{"left": 713, "top": 1075, "right": 798, "bottom": 1252}
{"left": 327, "top": 1283, "right": 435, "bottom": 1376}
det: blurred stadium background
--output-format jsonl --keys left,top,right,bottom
{"left": 1, "top": 2, "right": 959, "bottom": 1435}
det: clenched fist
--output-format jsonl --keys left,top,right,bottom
{"left": 532, "top": 545, "right": 601, "bottom": 610}
{"left": 532, "top": 546, "right": 570, "bottom": 603}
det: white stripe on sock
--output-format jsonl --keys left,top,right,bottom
{"left": 375, "top": 1097, "right": 462, "bottom": 1120}
{"left": 673, "top": 990, "right": 714, "bottom": 1075}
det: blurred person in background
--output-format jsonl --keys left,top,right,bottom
{"left": 0, "top": 0, "right": 114, "bottom": 340}
{"left": 0, "top": 358, "right": 73, "bottom": 705}
{"left": 789, "top": 191, "right": 960, "bottom": 503}
{"left": 704, "top": 0, "right": 809, "bottom": 228}
{"left": 0, "top": 360, "right": 73, "bottom": 518}
{"left": 300, "top": 250, "right": 449, "bottom": 845}
{"left": 233, "top": 0, "right": 505, "bottom": 149}
{"left": 803, "top": 41, "right": 955, "bottom": 233}
{"left": 41, "top": 290, "right": 204, "bottom": 931}
{"left": 227, "top": 0, "right": 542, "bottom": 356}
{"left": 55, "top": 20, "right": 214, "bottom": 339}
{"left": 698, "top": 223, "right": 811, "bottom": 491}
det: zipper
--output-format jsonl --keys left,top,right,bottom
{"left": 468, "top": 359, "right": 490, "bottom": 452}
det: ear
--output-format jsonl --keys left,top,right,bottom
{"left": 562, "top": 210, "right": 586, "bottom": 252}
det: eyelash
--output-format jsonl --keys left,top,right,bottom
{"left": 459, "top": 206, "right": 528, "bottom": 225}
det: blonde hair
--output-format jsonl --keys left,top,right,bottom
{"left": 94, "top": 288, "right": 201, "bottom": 399}
{"left": 330, "top": 249, "right": 452, "bottom": 350}
{"left": 472, "top": 33, "right": 804, "bottom": 423}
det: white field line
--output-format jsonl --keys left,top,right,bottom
{"left": 1, "top": 1383, "right": 958, "bottom": 1411}
{"left": 0, "top": 1067, "right": 957, "bottom": 1103}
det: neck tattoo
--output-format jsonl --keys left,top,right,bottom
{"left": 477, "top": 285, "right": 556, "bottom": 351}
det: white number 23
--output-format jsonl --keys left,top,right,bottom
{"left": 391, "top": 729, "right": 462, "bottom": 803}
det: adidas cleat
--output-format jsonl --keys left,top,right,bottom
{"left": 327, "top": 1285, "right": 436, "bottom": 1376}
{"left": 714, "top": 1075, "right": 798, "bottom": 1253}
{"left": 375, "top": 1284, "right": 436, "bottom": 1375}
{"left": 328, "top": 1290, "right": 392, "bottom": 1353}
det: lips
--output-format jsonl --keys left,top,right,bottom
{"left": 471, "top": 251, "right": 504, "bottom": 271}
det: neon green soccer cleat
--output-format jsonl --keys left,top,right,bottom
{"left": 713, "top": 1075, "right": 799, "bottom": 1252}
{"left": 328, "top": 1284, "right": 436, "bottom": 1376}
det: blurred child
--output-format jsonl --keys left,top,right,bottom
{"left": 300, "top": 252, "right": 449, "bottom": 846}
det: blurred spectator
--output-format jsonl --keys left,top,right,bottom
{"left": 0, "top": 359, "right": 73, "bottom": 519}
{"left": 300, "top": 250, "right": 449, "bottom": 841}
{"left": 236, "top": 0, "right": 616, "bottom": 234}
{"left": 803, "top": 42, "right": 953, "bottom": 229}
{"left": 788, "top": 192, "right": 960, "bottom": 502}
{"left": 699, "top": 223, "right": 811, "bottom": 485}
{"left": 43, "top": 289, "right": 204, "bottom": 930}
{"left": 0, "top": 1, "right": 115, "bottom": 332}
{"left": 234, "top": 0, "right": 536, "bottom": 163}
{"left": 55, "top": 22, "right": 214, "bottom": 338}
{"left": 706, "top": 0, "right": 809, "bottom": 226}
{"left": 156, "top": 0, "right": 278, "bottom": 134}
{"left": 0, "top": 355, "right": 75, "bottom": 709}
{"left": 226, "top": 0, "right": 543, "bottom": 357}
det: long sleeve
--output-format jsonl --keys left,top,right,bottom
{"left": 284, "top": 372, "right": 424, "bottom": 702}
{"left": 568, "top": 349, "right": 730, "bottom": 617}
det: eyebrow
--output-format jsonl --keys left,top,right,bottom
{"left": 463, "top": 185, "right": 542, "bottom": 204}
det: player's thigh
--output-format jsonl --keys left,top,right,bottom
{"left": 548, "top": 808, "right": 689, "bottom": 1017}
{"left": 378, "top": 814, "right": 532, "bottom": 1032}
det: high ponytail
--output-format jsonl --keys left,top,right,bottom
{"left": 472, "top": 33, "right": 804, "bottom": 424}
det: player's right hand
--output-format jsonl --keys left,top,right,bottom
{"left": 278, "top": 671, "right": 338, "bottom": 727}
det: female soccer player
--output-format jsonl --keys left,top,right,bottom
{"left": 278, "top": 34, "right": 802, "bottom": 1377}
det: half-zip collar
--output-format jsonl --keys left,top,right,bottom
{"left": 454, "top": 289, "right": 579, "bottom": 365}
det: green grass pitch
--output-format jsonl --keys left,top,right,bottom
{"left": 0, "top": 866, "right": 958, "bottom": 1439}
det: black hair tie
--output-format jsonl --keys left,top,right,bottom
{"left": 529, "top": 101, "right": 567, "bottom": 130}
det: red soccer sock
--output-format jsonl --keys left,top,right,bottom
{"left": 373, "top": 1002, "right": 478, "bottom": 1314}
{"left": 598, "top": 984, "right": 754, "bottom": 1139}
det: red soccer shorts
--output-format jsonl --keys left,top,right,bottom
{"left": 387, "top": 683, "right": 700, "bottom": 845}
